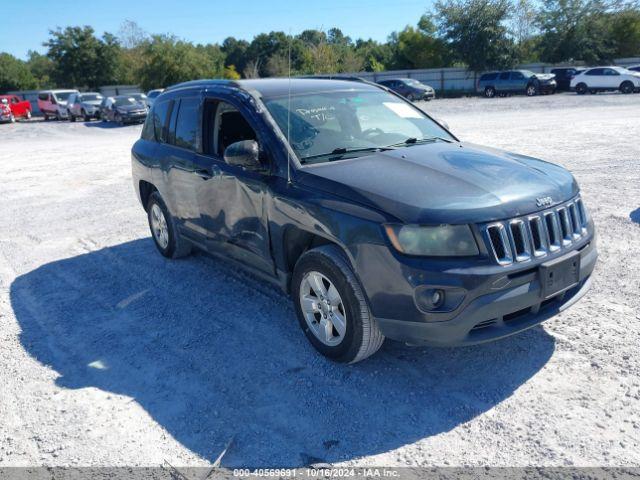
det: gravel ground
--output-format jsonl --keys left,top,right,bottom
{"left": 0, "top": 93, "right": 638, "bottom": 468}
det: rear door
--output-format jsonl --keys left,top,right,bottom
{"left": 155, "top": 96, "right": 213, "bottom": 238}
{"left": 509, "top": 71, "right": 526, "bottom": 92}
{"left": 497, "top": 71, "right": 511, "bottom": 92}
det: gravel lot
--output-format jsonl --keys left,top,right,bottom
{"left": 0, "top": 93, "right": 639, "bottom": 468}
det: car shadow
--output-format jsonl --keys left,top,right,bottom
{"left": 631, "top": 208, "right": 640, "bottom": 224}
{"left": 82, "top": 121, "right": 133, "bottom": 129}
{"left": 10, "top": 238, "right": 555, "bottom": 467}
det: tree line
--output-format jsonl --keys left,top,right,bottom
{"left": 1, "top": 0, "right": 638, "bottom": 93}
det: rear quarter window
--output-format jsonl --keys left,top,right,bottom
{"left": 152, "top": 100, "right": 172, "bottom": 142}
{"left": 173, "top": 97, "right": 200, "bottom": 151}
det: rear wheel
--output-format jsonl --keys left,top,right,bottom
{"left": 575, "top": 83, "right": 588, "bottom": 95}
{"left": 484, "top": 86, "right": 496, "bottom": 98}
{"left": 292, "top": 245, "right": 384, "bottom": 363}
{"left": 620, "top": 81, "right": 634, "bottom": 94}
{"left": 146, "top": 192, "right": 192, "bottom": 259}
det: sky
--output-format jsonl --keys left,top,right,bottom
{"left": 0, "top": 0, "right": 434, "bottom": 59}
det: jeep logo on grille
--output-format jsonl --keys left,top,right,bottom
{"left": 536, "top": 196, "right": 553, "bottom": 208}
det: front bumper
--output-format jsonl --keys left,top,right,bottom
{"left": 121, "top": 113, "right": 147, "bottom": 123}
{"left": 538, "top": 82, "right": 556, "bottom": 93}
{"left": 356, "top": 232, "right": 597, "bottom": 347}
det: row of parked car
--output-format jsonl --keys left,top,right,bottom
{"left": 477, "top": 65, "right": 640, "bottom": 98}
{"left": 36, "top": 89, "right": 166, "bottom": 124}
{"left": 0, "top": 88, "right": 165, "bottom": 125}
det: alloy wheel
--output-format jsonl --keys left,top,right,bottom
{"left": 150, "top": 203, "right": 169, "bottom": 249}
{"left": 299, "top": 271, "right": 347, "bottom": 346}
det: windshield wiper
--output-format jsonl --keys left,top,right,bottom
{"left": 301, "top": 146, "right": 395, "bottom": 163}
{"left": 388, "top": 136, "right": 452, "bottom": 148}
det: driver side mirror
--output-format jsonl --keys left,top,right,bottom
{"left": 224, "top": 140, "right": 262, "bottom": 170}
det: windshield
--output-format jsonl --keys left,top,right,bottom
{"left": 54, "top": 91, "right": 74, "bottom": 101}
{"left": 148, "top": 91, "right": 161, "bottom": 98}
{"left": 521, "top": 70, "right": 536, "bottom": 77}
{"left": 405, "top": 79, "right": 424, "bottom": 86}
{"left": 263, "top": 89, "right": 453, "bottom": 164}
{"left": 80, "top": 94, "right": 102, "bottom": 102}
{"left": 114, "top": 97, "right": 138, "bottom": 107}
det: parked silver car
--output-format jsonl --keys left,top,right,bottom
{"left": 67, "top": 92, "right": 104, "bottom": 121}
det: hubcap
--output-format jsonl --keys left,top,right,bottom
{"left": 299, "top": 271, "right": 347, "bottom": 346}
{"left": 150, "top": 204, "right": 169, "bottom": 249}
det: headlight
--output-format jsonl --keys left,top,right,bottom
{"left": 384, "top": 224, "right": 479, "bottom": 256}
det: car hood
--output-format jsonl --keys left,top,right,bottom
{"left": 82, "top": 100, "right": 102, "bottom": 107}
{"left": 534, "top": 73, "right": 555, "bottom": 81}
{"left": 298, "top": 141, "right": 578, "bottom": 224}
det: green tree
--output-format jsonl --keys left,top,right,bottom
{"left": 26, "top": 51, "right": 54, "bottom": 88}
{"left": 44, "top": 26, "right": 120, "bottom": 88}
{"left": 537, "top": 0, "right": 615, "bottom": 64}
{"left": 389, "top": 15, "right": 451, "bottom": 69}
{"left": 435, "top": 0, "right": 519, "bottom": 71}
{"left": 136, "top": 35, "right": 225, "bottom": 90}
{"left": 609, "top": 7, "right": 640, "bottom": 58}
{"left": 0, "top": 53, "right": 38, "bottom": 92}
{"left": 221, "top": 37, "right": 250, "bottom": 74}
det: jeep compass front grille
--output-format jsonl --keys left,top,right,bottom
{"left": 484, "top": 197, "right": 588, "bottom": 266}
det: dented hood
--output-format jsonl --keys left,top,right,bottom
{"left": 298, "top": 141, "right": 578, "bottom": 224}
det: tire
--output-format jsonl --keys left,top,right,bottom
{"left": 526, "top": 84, "right": 537, "bottom": 96}
{"left": 25, "top": 110, "right": 31, "bottom": 120}
{"left": 69, "top": 113, "right": 75, "bottom": 122}
{"left": 292, "top": 245, "right": 384, "bottom": 364}
{"left": 9, "top": 114, "right": 15, "bottom": 123}
{"left": 406, "top": 93, "right": 416, "bottom": 102}
{"left": 146, "top": 192, "right": 192, "bottom": 259}
{"left": 44, "top": 114, "right": 49, "bottom": 121}
{"left": 620, "top": 81, "right": 634, "bottom": 94}
{"left": 115, "top": 113, "right": 123, "bottom": 126}
{"left": 575, "top": 83, "right": 588, "bottom": 95}
{"left": 484, "top": 86, "right": 496, "bottom": 98}
{"left": 82, "top": 109, "right": 91, "bottom": 121}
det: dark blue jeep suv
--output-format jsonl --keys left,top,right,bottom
{"left": 131, "top": 78, "right": 597, "bottom": 363}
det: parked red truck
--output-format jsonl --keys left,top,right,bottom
{"left": 0, "top": 95, "right": 32, "bottom": 122}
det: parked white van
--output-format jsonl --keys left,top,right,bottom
{"left": 37, "top": 90, "right": 79, "bottom": 120}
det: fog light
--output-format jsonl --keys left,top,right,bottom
{"left": 414, "top": 286, "right": 466, "bottom": 314}
{"left": 431, "top": 289, "right": 444, "bottom": 307}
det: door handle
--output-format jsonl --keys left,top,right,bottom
{"left": 194, "top": 168, "right": 212, "bottom": 180}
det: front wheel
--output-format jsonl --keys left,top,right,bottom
{"left": 292, "top": 245, "right": 384, "bottom": 363}
{"left": 146, "top": 192, "right": 192, "bottom": 259}
{"left": 620, "top": 81, "right": 634, "bottom": 94}
{"left": 25, "top": 110, "right": 31, "bottom": 120}
{"left": 484, "top": 86, "right": 496, "bottom": 98}
{"left": 526, "top": 84, "right": 537, "bottom": 96}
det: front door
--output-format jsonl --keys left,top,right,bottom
{"left": 196, "top": 98, "right": 274, "bottom": 274}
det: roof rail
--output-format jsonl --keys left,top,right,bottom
{"left": 164, "top": 79, "right": 239, "bottom": 92}
{"left": 302, "top": 75, "right": 370, "bottom": 83}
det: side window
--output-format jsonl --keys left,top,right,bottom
{"left": 152, "top": 100, "right": 172, "bottom": 143}
{"left": 511, "top": 72, "right": 524, "bottom": 80}
{"left": 213, "top": 102, "right": 257, "bottom": 156}
{"left": 499, "top": 72, "right": 510, "bottom": 80}
{"left": 604, "top": 68, "right": 619, "bottom": 76}
{"left": 586, "top": 68, "right": 602, "bottom": 76}
{"left": 174, "top": 97, "right": 200, "bottom": 151}
{"left": 38, "top": 93, "right": 48, "bottom": 101}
